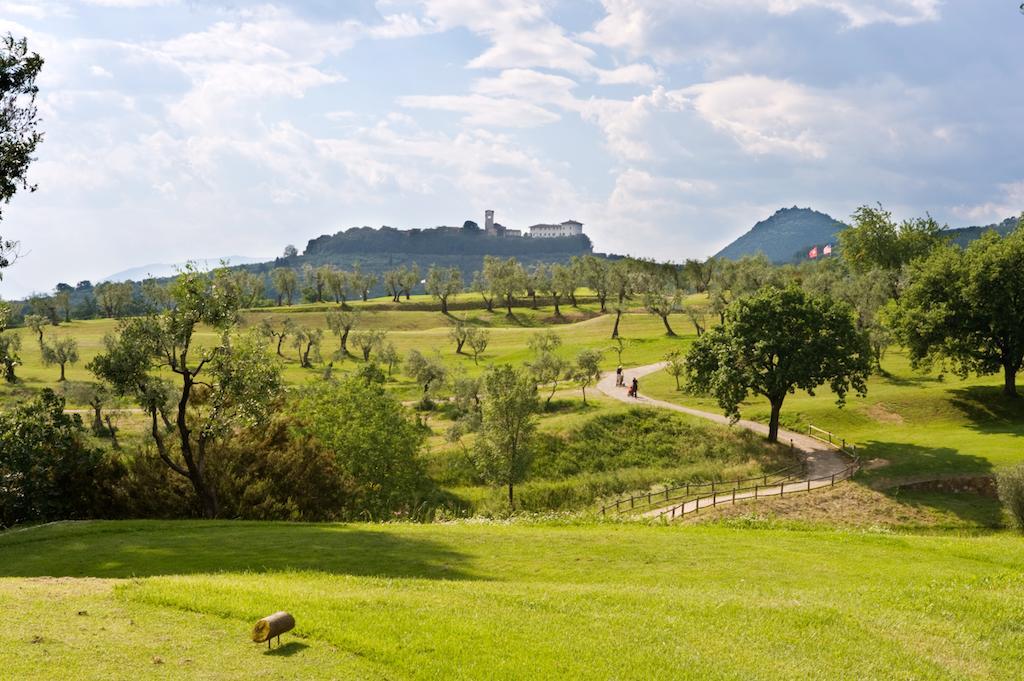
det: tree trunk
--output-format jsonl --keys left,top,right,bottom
{"left": 611, "top": 309, "right": 622, "bottom": 339}
{"left": 456, "top": 338, "right": 465, "bottom": 354}
{"left": 660, "top": 314, "right": 676, "bottom": 337}
{"left": 276, "top": 336, "right": 285, "bottom": 357}
{"left": 767, "top": 398, "right": 783, "bottom": 443}
{"left": 531, "top": 292, "right": 537, "bottom": 308}
{"left": 508, "top": 483, "right": 515, "bottom": 512}
{"left": 581, "top": 385, "right": 587, "bottom": 404}
{"left": 570, "top": 292, "right": 578, "bottom": 307}
{"left": 91, "top": 401, "right": 104, "bottom": 434}
{"left": 553, "top": 296, "right": 561, "bottom": 317}
{"left": 1004, "top": 363, "right": 1018, "bottom": 398}
{"left": 58, "top": 363, "right": 66, "bottom": 381}
{"left": 106, "top": 416, "right": 120, "bottom": 450}
{"left": 341, "top": 329, "right": 350, "bottom": 354}
{"left": 599, "top": 295, "right": 607, "bottom": 313}
{"left": 506, "top": 297, "right": 514, "bottom": 316}
{"left": 547, "top": 382, "right": 557, "bottom": 407}
{"left": 173, "top": 378, "right": 219, "bottom": 519}
{"left": 441, "top": 297, "right": 448, "bottom": 314}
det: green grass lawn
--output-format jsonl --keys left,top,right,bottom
{"left": 2, "top": 520, "right": 1023, "bottom": 680}
{"left": 642, "top": 347, "right": 1024, "bottom": 481}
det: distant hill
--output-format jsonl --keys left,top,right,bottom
{"left": 717, "top": 208, "right": 1021, "bottom": 263}
{"left": 945, "top": 215, "right": 1020, "bottom": 248}
{"left": 102, "top": 256, "right": 266, "bottom": 283}
{"left": 715, "top": 207, "right": 846, "bottom": 264}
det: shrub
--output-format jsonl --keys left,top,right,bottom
{"left": 0, "top": 389, "right": 122, "bottom": 527}
{"left": 210, "top": 413, "right": 357, "bottom": 521}
{"left": 291, "top": 376, "right": 433, "bottom": 519}
{"left": 996, "top": 464, "right": 1024, "bottom": 530}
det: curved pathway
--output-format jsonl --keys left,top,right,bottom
{"left": 597, "top": 363, "right": 853, "bottom": 518}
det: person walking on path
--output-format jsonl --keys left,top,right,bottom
{"left": 630, "top": 376, "right": 639, "bottom": 398}
{"left": 616, "top": 365, "right": 624, "bottom": 387}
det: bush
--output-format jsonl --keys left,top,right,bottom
{"left": 210, "top": 413, "right": 357, "bottom": 521}
{"left": 0, "top": 389, "right": 122, "bottom": 527}
{"left": 996, "top": 465, "right": 1024, "bottom": 530}
{"left": 291, "top": 376, "right": 434, "bottom": 519}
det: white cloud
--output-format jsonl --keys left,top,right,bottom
{"left": 954, "top": 182, "right": 1024, "bottom": 224}
{"left": 674, "top": 75, "right": 840, "bottom": 159}
{"left": 89, "top": 64, "right": 113, "bottom": 78}
{"left": 596, "top": 63, "right": 659, "bottom": 86}
{"left": 471, "top": 69, "right": 577, "bottom": 107}
{"left": 585, "top": 0, "right": 941, "bottom": 55}
{"left": 397, "top": 93, "right": 560, "bottom": 127}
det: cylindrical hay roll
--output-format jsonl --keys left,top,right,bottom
{"left": 252, "top": 611, "right": 295, "bottom": 643}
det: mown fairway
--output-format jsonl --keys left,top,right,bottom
{"left": 1, "top": 520, "right": 1023, "bottom": 680}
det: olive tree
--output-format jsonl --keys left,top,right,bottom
{"left": 425, "top": 265, "right": 463, "bottom": 314}
{"left": 270, "top": 267, "right": 298, "bottom": 306}
{"left": 572, "top": 348, "right": 603, "bottom": 404}
{"left": 326, "top": 309, "right": 360, "bottom": 357}
{"left": 473, "top": 364, "right": 538, "bottom": 511}
{"left": 88, "top": 266, "right": 282, "bottom": 518}
{"left": 686, "top": 286, "right": 871, "bottom": 442}
{"left": 41, "top": 336, "right": 78, "bottom": 381}
{"left": 351, "top": 328, "right": 387, "bottom": 361}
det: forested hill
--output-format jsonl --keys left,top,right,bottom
{"left": 251, "top": 225, "right": 596, "bottom": 292}
{"left": 304, "top": 225, "right": 592, "bottom": 258}
{"left": 945, "top": 215, "right": 1020, "bottom": 248}
{"left": 716, "top": 207, "right": 1022, "bottom": 263}
{"left": 715, "top": 207, "right": 846, "bottom": 264}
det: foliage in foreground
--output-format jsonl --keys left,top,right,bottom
{"left": 996, "top": 464, "right": 1024, "bottom": 531}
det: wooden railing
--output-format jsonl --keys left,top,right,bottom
{"left": 599, "top": 441, "right": 803, "bottom": 516}
{"left": 653, "top": 426, "right": 860, "bottom": 521}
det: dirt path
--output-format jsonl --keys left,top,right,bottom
{"left": 597, "top": 363, "right": 854, "bottom": 518}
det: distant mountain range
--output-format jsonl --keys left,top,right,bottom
{"left": 716, "top": 207, "right": 1021, "bottom": 263}
{"left": 101, "top": 256, "right": 267, "bottom": 283}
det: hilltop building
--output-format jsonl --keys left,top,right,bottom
{"left": 528, "top": 220, "right": 584, "bottom": 239}
{"left": 481, "top": 210, "right": 582, "bottom": 239}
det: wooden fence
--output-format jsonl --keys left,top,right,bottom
{"left": 652, "top": 426, "right": 860, "bottom": 521}
{"left": 599, "top": 440, "right": 803, "bottom": 516}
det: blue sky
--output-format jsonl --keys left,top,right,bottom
{"left": 1, "top": 0, "right": 1022, "bottom": 297}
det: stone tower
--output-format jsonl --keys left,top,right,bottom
{"left": 485, "top": 209, "right": 495, "bottom": 234}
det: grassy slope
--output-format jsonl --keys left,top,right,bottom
{"left": 1, "top": 302, "right": 689, "bottom": 404}
{"left": 643, "top": 347, "right": 1024, "bottom": 481}
{"left": 2, "top": 520, "right": 1023, "bottom": 680}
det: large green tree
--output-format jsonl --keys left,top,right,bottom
{"left": 838, "top": 204, "right": 943, "bottom": 296}
{"left": 88, "top": 267, "right": 281, "bottom": 517}
{"left": 474, "top": 364, "right": 538, "bottom": 511}
{"left": 483, "top": 256, "right": 526, "bottom": 316}
{"left": 0, "top": 34, "right": 44, "bottom": 277}
{"left": 686, "top": 286, "right": 871, "bottom": 442}
{"left": 893, "top": 223, "right": 1024, "bottom": 397}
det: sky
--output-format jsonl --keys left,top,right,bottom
{"left": 1, "top": 0, "right": 1022, "bottom": 298}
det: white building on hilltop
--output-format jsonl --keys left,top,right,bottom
{"left": 528, "top": 220, "right": 584, "bottom": 238}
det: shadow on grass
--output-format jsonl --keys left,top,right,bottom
{"left": 858, "top": 440, "right": 994, "bottom": 480}
{"left": 264, "top": 641, "right": 309, "bottom": 657}
{"left": 0, "top": 521, "right": 478, "bottom": 581}
{"left": 948, "top": 386, "right": 1024, "bottom": 437}
{"left": 858, "top": 439, "right": 997, "bottom": 526}
{"left": 883, "top": 488, "right": 1004, "bottom": 528}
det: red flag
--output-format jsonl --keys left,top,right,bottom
{"left": 808, "top": 246, "right": 819, "bottom": 259}
{"left": 823, "top": 244, "right": 833, "bottom": 256}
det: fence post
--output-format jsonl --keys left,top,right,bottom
{"left": 648, "top": 492, "right": 651, "bottom": 505}
{"left": 755, "top": 484, "right": 758, "bottom": 499}
{"left": 616, "top": 499, "right": 620, "bottom": 512}
{"left": 807, "top": 479, "right": 811, "bottom": 492}
{"left": 831, "top": 473, "right": 835, "bottom": 486}
{"left": 779, "top": 482, "right": 784, "bottom": 498}
{"left": 732, "top": 489, "right": 736, "bottom": 504}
